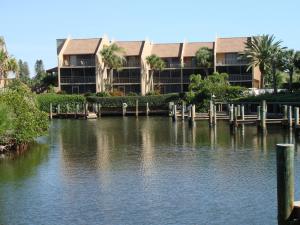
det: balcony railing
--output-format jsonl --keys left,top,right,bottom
{"left": 63, "top": 59, "right": 95, "bottom": 67}
{"left": 122, "top": 61, "right": 140, "bottom": 67}
{"left": 216, "top": 59, "right": 248, "bottom": 66}
{"left": 61, "top": 76, "right": 96, "bottom": 84}
{"left": 229, "top": 74, "right": 252, "bottom": 82}
{"left": 154, "top": 77, "right": 190, "bottom": 84}
{"left": 164, "top": 63, "right": 182, "bottom": 68}
{"left": 113, "top": 77, "right": 140, "bottom": 84}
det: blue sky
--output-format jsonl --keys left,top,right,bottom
{"left": 1, "top": 0, "right": 299, "bottom": 76}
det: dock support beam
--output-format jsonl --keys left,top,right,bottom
{"left": 209, "top": 100, "right": 213, "bottom": 126}
{"left": 294, "top": 107, "right": 299, "bottom": 128}
{"left": 84, "top": 103, "right": 88, "bottom": 119}
{"left": 283, "top": 105, "right": 288, "bottom": 120}
{"left": 260, "top": 100, "right": 266, "bottom": 130}
{"left": 57, "top": 104, "right": 60, "bottom": 114}
{"left": 276, "top": 144, "right": 294, "bottom": 225}
{"left": 122, "top": 103, "right": 127, "bottom": 117}
{"left": 182, "top": 101, "right": 185, "bottom": 121}
{"left": 213, "top": 105, "right": 217, "bottom": 125}
{"left": 75, "top": 104, "right": 79, "bottom": 118}
{"left": 229, "top": 104, "right": 234, "bottom": 123}
{"left": 257, "top": 106, "right": 261, "bottom": 121}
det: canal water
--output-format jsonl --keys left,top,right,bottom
{"left": 1, "top": 117, "right": 300, "bottom": 225}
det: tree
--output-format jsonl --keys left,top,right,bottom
{"left": 18, "top": 59, "right": 30, "bottom": 82}
{"left": 146, "top": 54, "right": 165, "bottom": 92}
{"left": 244, "top": 35, "right": 282, "bottom": 89}
{"left": 100, "top": 44, "right": 126, "bottom": 91}
{"left": 281, "top": 50, "right": 300, "bottom": 92}
{"left": 195, "top": 47, "right": 213, "bottom": 76}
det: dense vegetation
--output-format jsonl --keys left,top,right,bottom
{"left": 87, "top": 93, "right": 180, "bottom": 108}
{"left": 238, "top": 91, "right": 300, "bottom": 103}
{"left": 0, "top": 80, "right": 48, "bottom": 146}
{"left": 37, "top": 93, "right": 86, "bottom": 113}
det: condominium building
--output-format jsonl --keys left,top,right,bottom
{"left": 56, "top": 36, "right": 260, "bottom": 95}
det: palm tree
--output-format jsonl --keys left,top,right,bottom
{"left": 195, "top": 47, "right": 213, "bottom": 76}
{"left": 146, "top": 54, "right": 165, "bottom": 92}
{"left": 244, "top": 35, "right": 282, "bottom": 89}
{"left": 100, "top": 43, "right": 126, "bottom": 91}
{"left": 281, "top": 49, "right": 300, "bottom": 92}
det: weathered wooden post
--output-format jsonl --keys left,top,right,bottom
{"left": 189, "top": 104, "right": 195, "bottom": 124}
{"left": 97, "top": 103, "right": 101, "bottom": 117}
{"left": 260, "top": 100, "right": 266, "bottom": 130}
{"left": 146, "top": 102, "right": 149, "bottom": 116}
{"left": 135, "top": 99, "right": 139, "bottom": 117}
{"left": 172, "top": 104, "right": 177, "bottom": 122}
{"left": 213, "top": 105, "right": 217, "bottom": 125}
{"left": 276, "top": 144, "right": 294, "bottom": 225}
{"left": 241, "top": 105, "right": 245, "bottom": 121}
{"left": 181, "top": 101, "right": 185, "bottom": 121}
{"left": 237, "top": 105, "right": 241, "bottom": 117}
{"left": 49, "top": 103, "right": 53, "bottom": 120}
{"left": 209, "top": 100, "right": 213, "bottom": 126}
{"left": 234, "top": 106, "right": 238, "bottom": 127}
{"left": 229, "top": 104, "right": 234, "bottom": 123}
{"left": 257, "top": 106, "right": 261, "bottom": 121}
{"left": 288, "top": 106, "right": 293, "bottom": 128}
{"left": 122, "top": 103, "right": 127, "bottom": 117}
{"left": 57, "top": 104, "right": 61, "bottom": 114}
{"left": 294, "top": 107, "right": 299, "bottom": 128}
{"left": 283, "top": 105, "right": 288, "bottom": 120}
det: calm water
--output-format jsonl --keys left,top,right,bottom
{"left": 1, "top": 117, "right": 300, "bottom": 225}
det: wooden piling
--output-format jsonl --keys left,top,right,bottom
{"left": 182, "top": 101, "right": 185, "bottom": 120}
{"left": 146, "top": 102, "right": 149, "bottom": 116}
{"left": 84, "top": 103, "right": 88, "bottom": 118}
{"left": 288, "top": 106, "right": 293, "bottom": 128}
{"left": 283, "top": 105, "right": 288, "bottom": 120}
{"left": 97, "top": 103, "right": 101, "bottom": 117}
{"left": 49, "top": 103, "right": 53, "bottom": 119}
{"left": 276, "top": 144, "right": 294, "bottom": 225}
{"left": 229, "top": 104, "right": 234, "bottom": 123}
{"left": 241, "top": 105, "right": 245, "bottom": 121}
{"left": 234, "top": 106, "right": 238, "bottom": 127}
{"left": 213, "top": 105, "right": 217, "bottom": 125}
{"left": 66, "top": 104, "right": 69, "bottom": 114}
{"left": 260, "top": 100, "right": 266, "bottom": 130}
{"left": 294, "top": 107, "right": 299, "bottom": 128}
{"left": 172, "top": 104, "right": 177, "bottom": 122}
{"left": 122, "top": 103, "right": 127, "bottom": 117}
{"left": 135, "top": 99, "right": 139, "bottom": 117}
{"left": 257, "top": 106, "right": 261, "bottom": 121}
{"left": 237, "top": 105, "right": 241, "bottom": 117}
{"left": 209, "top": 100, "right": 213, "bottom": 126}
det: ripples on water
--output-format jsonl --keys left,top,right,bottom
{"left": 1, "top": 117, "right": 300, "bottom": 225}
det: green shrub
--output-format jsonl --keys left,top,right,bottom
{"left": 96, "top": 92, "right": 111, "bottom": 97}
{"left": 87, "top": 93, "right": 180, "bottom": 108}
{"left": 127, "top": 92, "right": 138, "bottom": 96}
{"left": 0, "top": 80, "right": 49, "bottom": 144}
{"left": 37, "top": 93, "right": 86, "bottom": 113}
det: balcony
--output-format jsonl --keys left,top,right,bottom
{"left": 229, "top": 74, "right": 252, "bottom": 82}
{"left": 165, "top": 63, "right": 182, "bottom": 68}
{"left": 216, "top": 58, "right": 248, "bottom": 66}
{"left": 154, "top": 77, "right": 189, "bottom": 84}
{"left": 113, "top": 77, "right": 140, "bottom": 84}
{"left": 61, "top": 76, "right": 96, "bottom": 84}
{"left": 122, "top": 61, "right": 140, "bottom": 67}
{"left": 63, "top": 59, "right": 95, "bottom": 67}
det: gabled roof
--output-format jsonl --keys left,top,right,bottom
{"left": 115, "top": 41, "right": 144, "bottom": 56}
{"left": 184, "top": 42, "right": 214, "bottom": 57}
{"left": 64, "top": 38, "right": 101, "bottom": 55}
{"left": 216, "top": 37, "right": 249, "bottom": 53}
{"left": 151, "top": 43, "right": 181, "bottom": 58}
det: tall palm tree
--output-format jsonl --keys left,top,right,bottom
{"left": 100, "top": 43, "right": 126, "bottom": 91}
{"left": 282, "top": 49, "right": 300, "bottom": 92}
{"left": 244, "top": 35, "right": 282, "bottom": 89}
{"left": 146, "top": 54, "right": 165, "bottom": 92}
{"left": 195, "top": 47, "right": 213, "bottom": 76}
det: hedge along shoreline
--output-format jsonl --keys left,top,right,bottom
{"left": 37, "top": 94, "right": 86, "bottom": 113}
{"left": 86, "top": 93, "right": 180, "bottom": 109}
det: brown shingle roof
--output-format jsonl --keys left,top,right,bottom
{"left": 184, "top": 42, "right": 214, "bottom": 57}
{"left": 64, "top": 38, "right": 101, "bottom": 55}
{"left": 151, "top": 43, "right": 181, "bottom": 58}
{"left": 115, "top": 41, "right": 144, "bottom": 56}
{"left": 216, "top": 37, "right": 249, "bottom": 53}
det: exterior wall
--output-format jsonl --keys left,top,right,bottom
{"left": 252, "top": 65, "right": 261, "bottom": 88}
{"left": 140, "top": 40, "right": 153, "bottom": 95}
{"left": 57, "top": 38, "right": 71, "bottom": 91}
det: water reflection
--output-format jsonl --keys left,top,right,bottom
{"left": 1, "top": 118, "right": 300, "bottom": 225}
